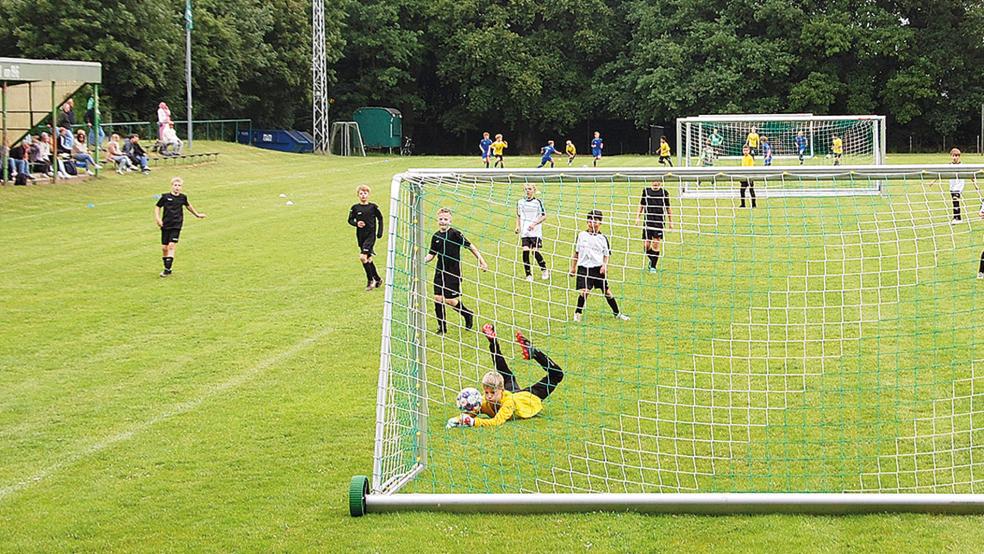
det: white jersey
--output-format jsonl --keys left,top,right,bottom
{"left": 517, "top": 197, "right": 545, "bottom": 238}
{"left": 575, "top": 230, "right": 610, "bottom": 268}
{"left": 949, "top": 177, "right": 966, "bottom": 193}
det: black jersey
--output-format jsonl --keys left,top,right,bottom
{"left": 157, "top": 193, "right": 189, "bottom": 229}
{"left": 429, "top": 227, "right": 471, "bottom": 277}
{"left": 640, "top": 187, "right": 670, "bottom": 220}
{"left": 348, "top": 202, "right": 384, "bottom": 238}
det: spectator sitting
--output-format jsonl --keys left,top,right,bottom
{"left": 72, "top": 129, "right": 102, "bottom": 175}
{"left": 8, "top": 141, "right": 32, "bottom": 180}
{"left": 30, "top": 134, "right": 52, "bottom": 176}
{"left": 105, "top": 133, "right": 133, "bottom": 174}
{"left": 160, "top": 122, "right": 183, "bottom": 156}
{"left": 123, "top": 134, "right": 151, "bottom": 174}
{"left": 57, "top": 126, "right": 74, "bottom": 155}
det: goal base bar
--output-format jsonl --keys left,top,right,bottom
{"left": 680, "top": 187, "right": 882, "bottom": 199}
{"left": 363, "top": 493, "right": 984, "bottom": 515}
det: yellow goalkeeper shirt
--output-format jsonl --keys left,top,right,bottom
{"left": 492, "top": 140, "right": 508, "bottom": 156}
{"left": 747, "top": 132, "right": 760, "bottom": 148}
{"left": 475, "top": 390, "right": 543, "bottom": 427}
{"left": 832, "top": 138, "right": 843, "bottom": 154}
{"left": 741, "top": 154, "right": 754, "bottom": 166}
{"left": 566, "top": 143, "right": 576, "bottom": 156}
{"left": 659, "top": 142, "right": 670, "bottom": 156}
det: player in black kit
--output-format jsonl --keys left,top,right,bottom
{"left": 635, "top": 180, "right": 672, "bottom": 272}
{"left": 348, "top": 185, "right": 385, "bottom": 291}
{"left": 154, "top": 176, "right": 206, "bottom": 277}
{"left": 425, "top": 207, "right": 488, "bottom": 334}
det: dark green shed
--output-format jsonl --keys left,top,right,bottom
{"left": 352, "top": 107, "right": 402, "bottom": 150}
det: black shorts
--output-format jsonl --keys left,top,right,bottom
{"left": 951, "top": 191, "right": 962, "bottom": 200}
{"left": 358, "top": 234, "right": 376, "bottom": 256}
{"left": 161, "top": 227, "right": 181, "bottom": 245}
{"left": 642, "top": 221, "right": 664, "bottom": 240}
{"left": 749, "top": 147, "right": 758, "bottom": 157}
{"left": 575, "top": 265, "right": 608, "bottom": 291}
{"left": 521, "top": 236, "right": 542, "bottom": 249}
{"left": 433, "top": 271, "right": 461, "bottom": 299}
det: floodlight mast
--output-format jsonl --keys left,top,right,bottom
{"left": 312, "top": 0, "right": 330, "bottom": 154}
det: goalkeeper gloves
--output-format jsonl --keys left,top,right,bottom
{"left": 446, "top": 414, "right": 475, "bottom": 428}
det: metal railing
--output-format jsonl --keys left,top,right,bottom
{"left": 69, "top": 118, "right": 251, "bottom": 145}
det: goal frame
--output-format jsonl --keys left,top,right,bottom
{"left": 676, "top": 114, "right": 887, "bottom": 167}
{"left": 354, "top": 164, "right": 984, "bottom": 516}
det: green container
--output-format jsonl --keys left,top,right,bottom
{"left": 352, "top": 107, "right": 402, "bottom": 149}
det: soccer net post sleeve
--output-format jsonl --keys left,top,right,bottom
{"left": 352, "top": 165, "right": 984, "bottom": 516}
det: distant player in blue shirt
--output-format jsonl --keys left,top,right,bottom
{"left": 591, "top": 131, "right": 603, "bottom": 166}
{"left": 761, "top": 136, "right": 773, "bottom": 166}
{"left": 479, "top": 132, "right": 493, "bottom": 168}
{"left": 795, "top": 131, "right": 808, "bottom": 165}
{"left": 537, "top": 140, "right": 559, "bottom": 168}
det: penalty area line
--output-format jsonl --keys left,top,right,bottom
{"left": 0, "top": 326, "right": 333, "bottom": 502}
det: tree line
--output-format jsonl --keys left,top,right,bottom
{"left": 1, "top": 0, "right": 981, "bottom": 153}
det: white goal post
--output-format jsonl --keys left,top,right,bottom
{"left": 351, "top": 163, "right": 984, "bottom": 516}
{"left": 676, "top": 114, "right": 887, "bottom": 167}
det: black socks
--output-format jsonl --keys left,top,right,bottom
{"left": 162, "top": 256, "right": 173, "bottom": 271}
{"left": 606, "top": 295, "right": 620, "bottom": 315}
{"left": 435, "top": 301, "right": 473, "bottom": 331}
{"left": 522, "top": 251, "right": 531, "bottom": 276}
{"left": 575, "top": 295, "right": 586, "bottom": 314}
{"left": 647, "top": 250, "right": 660, "bottom": 268}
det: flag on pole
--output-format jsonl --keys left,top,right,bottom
{"left": 185, "top": 0, "right": 193, "bottom": 30}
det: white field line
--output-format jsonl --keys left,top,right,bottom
{"left": 0, "top": 326, "right": 332, "bottom": 502}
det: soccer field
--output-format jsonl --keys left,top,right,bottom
{"left": 1, "top": 143, "right": 983, "bottom": 551}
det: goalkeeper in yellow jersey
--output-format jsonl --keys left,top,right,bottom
{"left": 739, "top": 145, "right": 757, "bottom": 208}
{"left": 565, "top": 140, "right": 577, "bottom": 166}
{"left": 658, "top": 135, "right": 673, "bottom": 166}
{"left": 447, "top": 324, "right": 564, "bottom": 428}
{"left": 745, "top": 126, "right": 760, "bottom": 158}
{"left": 831, "top": 134, "right": 843, "bottom": 165}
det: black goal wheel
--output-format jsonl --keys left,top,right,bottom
{"left": 349, "top": 475, "right": 369, "bottom": 517}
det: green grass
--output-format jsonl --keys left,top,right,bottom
{"left": 1, "top": 144, "right": 982, "bottom": 552}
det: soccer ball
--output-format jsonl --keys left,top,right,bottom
{"left": 455, "top": 387, "right": 483, "bottom": 414}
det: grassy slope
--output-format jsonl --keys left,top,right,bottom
{"left": 0, "top": 144, "right": 982, "bottom": 552}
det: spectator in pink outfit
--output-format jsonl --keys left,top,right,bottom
{"left": 157, "top": 102, "right": 171, "bottom": 141}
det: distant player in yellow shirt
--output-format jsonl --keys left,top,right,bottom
{"left": 739, "top": 145, "right": 756, "bottom": 208}
{"left": 658, "top": 136, "right": 673, "bottom": 166}
{"left": 831, "top": 135, "right": 843, "bottom": 165}
{"left": 746, "top": 127, "right": 760, "bottom": 158}
{"left": 565, "top": 140, "right": 577, "bottom": 166}
{"left": 446, "top": 324, "right": 564, "bottom": 428}
{"left": 491, "top": 134, "right": 508, "bottom": 168}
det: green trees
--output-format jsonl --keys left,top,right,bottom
{"left": 1, "top": 0, "right": 980, "bottom": 151}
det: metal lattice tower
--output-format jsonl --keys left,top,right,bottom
{"left": 312, "top": 0, "right": 330, "bottom": 153}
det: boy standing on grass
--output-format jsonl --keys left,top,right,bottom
{"left": 566, "top": 140, "right": 577, "bottom": 166}
{"left": 447, "top": 324, "right": 564, "bottom": 428}
{"left": 426, "top": 208, "right": 488, "bottom": 334}
{"left": 978, "top": 199, "right": 984, "bottom": 279}
{"left": 636, "top": 180, "right": 672, "bottom": 272}
{"left": 348, "top": 185, "right": 384, "bottom": 290}
{"left": 569, "top": 210, "right": 629, "bottom": 322}
{"left": 516, "top": 183, "right": 549, "bottom": 281}
{"left": 739, "top": 145, "right": 757, "bottom": 208}
{"left": 745, "top": 126, "right": 760, "bottom": 159}
{"left": 795, "top": 130, "right": 808, "bottom": 165}
{"left": 591, "top": 131, "right": 604, "bottom": 166}
{"left": 831, "top": 134, "right": 843, "bottom": 165}
{"left": 479, "top": 132, "right": 493, "bottom": 168}
{"left": 945, "top": 148, "right": 979, "bottom": 224}
{"left": 155, "top": 177, "right": 206, "bottom": 277}
{"left": 761, "top": 135, "right": 773, "bottom": 166}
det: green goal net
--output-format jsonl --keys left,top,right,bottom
{"left": 356, "top": 165, "right": 984, "bottom": 515}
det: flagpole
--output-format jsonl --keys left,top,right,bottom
{"left": 185, "top": 0, "right": 193, "bottom": 150}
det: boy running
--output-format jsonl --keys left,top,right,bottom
{"left": 154, "top": 177, "right": 206, "bottom": 277}
{"left": 831, "top": 134, "right": 843, "bottom": 165}
{"left": 636, "top": 180, "right": 672, "bottom": 272}
{"left": 591, "top": 131, "right": 604, "bottom": 166}
{"left": 761, "top": 135, "right": 773, "bottom": 166}
{"left": 658, "top": 136, "right": 673, "bottom": 166}
{"left": 795, "top": 131, "right": 808, "bottom": 165}
{"left": 565, "top": 140, "right": 577, "bottom": 166}
{"left": 447, "top": 324, "right": 564, "bottom": 428}
{"left": 491, "top": 134, "right": 508, "bottom": 168}
{"left": 426, "top": 208, "right": 488, "bottom": 334}
{"left": 516, "top": 183, "right": 549, "bottom": 281}
{"left": 739, "top": 145, "right": 756, "bottom": 208}
{"left": 569, "top": 210, "right": 628, "bottom": 322}
{"left": 479, "top": 132, "right": 493, "bottom": 168}
{"left": 348, "top": 185, "right": 385, "bottom": 290}
{"left": 537, "top": 140, "right": 560, "bottom": 168}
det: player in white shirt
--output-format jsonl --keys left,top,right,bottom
{"left": 516, "top": 183, "right": 549, "bottom": 281}
{"left": 978, "top": 198, "right": 984, "bottom": 279}
{"left": 568, "top": 210, "right": 628, "bottom": 322}
{"left": 946, "top": 148, "right": 979, "bottom": 223}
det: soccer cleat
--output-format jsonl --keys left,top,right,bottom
{"left": 516, "top": 331, "right": 531, "bottom": 360}
{"left": 978, "top": 272, "right": 984, "bottom": 280}
{"left": 463, "top": 310, "right": 474, "bottom": 330}
{"left": 436, "top": 326, "right": 447, "bottom": 336}
{"left": 572, "top": 313, "right": 581, "bottom": 322}
{"left": 615, "top": 313, "right": 630, "bottom": 321}
{"left": 159, "top": 270, "right": 172, "bottom": 277}
{"left": 648, "top": 267, "right": 658, "bottom": 274}
{"left": 541, "top": 270, "right": 550, "bottom": 280}
{"left": 951, "top": 218, "right": 959, "bottom": 225}
{"left": 525, "top": 274, "right": 534, "bottom": 282}
{"left": 481, "top": 323, "right": 496, "bottom": 340}
{"left": 365, "top": 284, "right": 374, "bottom": 292}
